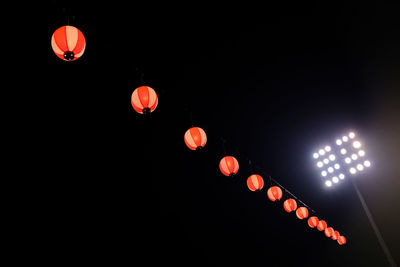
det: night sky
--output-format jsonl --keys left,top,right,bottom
{"left": 39, "top": 2, "right": 400, "bottom": 266}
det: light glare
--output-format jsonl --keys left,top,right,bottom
{"left": 313, "top": 153, "right": 319, "bottom": 159}
{"left": 321, "top": 171, "right": 327, "bottom": 177}
{"left": 345, "top": 157, "right": 351, "bottom": 164}
{"left": 334, "top": 163, "right": 340, "bottom": 169}
{"left": 319, "top": 149, "right": 325, "bottom": 156}
{"left": 342, "top": 136, "right": 349, "bottom": 142}
{"left": 325, "top": 146, "right": 331, "bottom": 152}
{"left": 353, "top": 141, "right": 361, "bottom": 149}
{"left": 358, "top": 150, "right": 365, "bottom": 157}
{"left": 349, "top": 132, "right": 355, "bottom": 139}
{"left": 336, "top": 139, "right": 342, "bottom": 146}
{"left": 328, "top": 167, "right": 334, "bottom": 173}
{"left": 349, "top": 167, "right": 357, "bottom": 174}
{"left": 364, "top": 160, "right": 371, "bottom": 167}
{"left": 340, "top": 148, "right": 347, "bottom": 155}
{"left": 351, "top": 154, "right": 358, "bottom": 160}
{"left": 332, "top": 177, "right": 339, "bottom": 183}
{"left": 357, "top": 164, "right": 364, "bottom": 171}
{"left": 323, "top": 158, "right": 329, "bottom": 164}
{"left": 339, "top": 173, "right": 345, "bottom": 179}
{"left": 325, "top": 180, "right": 332, "bottom": 187}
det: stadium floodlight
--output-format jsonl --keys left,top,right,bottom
{"left": 311, "top": 131, "right": 371, "bottom": 188}
{"left": 310, "top": 131, "right": 395, "bottom": 267}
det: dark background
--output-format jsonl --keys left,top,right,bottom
{"left": 35, "top": 1, "right": 400, "bottom": 266}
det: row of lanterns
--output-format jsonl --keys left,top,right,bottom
{"left": 130, "top": 84, "right": 347, "bottom": 245}
{"left": 257, "top": 183, "right": 346, "bottom": 245}
{"left": 50, "top": 26, "right": 347, "bottom": 246}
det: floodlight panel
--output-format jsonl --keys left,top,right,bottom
{"left": 312, "top": 131, "right": 371, "bottom": 186}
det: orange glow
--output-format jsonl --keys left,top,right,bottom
{"left": 325, "top": 227, "right": 334, "bottom": 237}
{"left": 283, "top": 198, "right": 297, "bottom": 213}
{"left": 184, "top": 127, "right": 207, "bottom": 150}
{"left": 267, "top": 186, "right": 283, "bottom": 201}
{"left": 247, "top": 174, "right": 264, "bottom": 191}
{"left": 295, "top": 207, "right": 309, "bottom": 220}
{"left": 332, "top": 230, "right": 340, "bottom": 240}
{"left": 307, "top": 216, "right": 319, "bottom": 228}
{"left": 51, "top": 26, "right": 86, "bottom": 61}
{"left": 219, "top": 156, "right": 239, "bottom": 176}
{"left": 337, "top": 235, "right": 347, "bottom": 245}
{"left": 131, "top": 86, "right": 158, "bottom": 114}
{"left": 317, "top": 220, "right": 327, "bottom": 231}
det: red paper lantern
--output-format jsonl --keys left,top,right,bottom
{"left": 131, "top": 86, "right": 158, "bottom": 114}
{"left": 332, "top": 230, "right": 340, "bottom": 240}
{"left": 219, "top": 156, "right": 239, "bottom": 176}
{"left": 337, "top": 235, "right": 347, "bottom": 245}
{"left": 283, "top": 198, "right": 297, "bottom": 213}
{"left": 267, "top": 186, "right": 283, "bottom": 201}
{"left": 184, "top": 127, "right": 207, "bottom": 150}
{"left": 51, "top": 26, "right": 86, "bottom": 61}
{"left": 307, "top": 216, "right": 319, "bottom": 228}
{"left": 325, "top": 227, "right": 334, "bottom": 238}
{"left": 247, "top": 174, "right": 264, "bottom": 191}
{"left": 296, "top": 207, "right": 309, "bottom": 220}
{"left": 317, "top": 220, "right": 327, "bottom": 231}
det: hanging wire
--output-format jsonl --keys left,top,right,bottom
{"left": 220, "top": 137, "right": 227, "bottom": 156}
{"left": 268, "top": 176, "right": 315, "bottom": 214}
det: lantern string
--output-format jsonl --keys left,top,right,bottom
{"left": 214, "top": 142, "right": 346, "bottom": 236}
{"left": 248, "top": 159, "right": 254, "bottom": 174}
{"left": 269, "top": 176, "right": 316, "bottom": 213}
{"left": 220, "top": 137, "right": 227, "bottom": 156}
{"left": 189, "top": 110, "right": 194, "bottom": 127}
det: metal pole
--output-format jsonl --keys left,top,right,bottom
{"left": 350, "top": 178, "right": 397, "bottom": 267}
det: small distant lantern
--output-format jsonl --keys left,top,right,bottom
{"left": 283, "top": 198, "right": 297, "bottom": 213}
{"left": 337, "top": 235, "right": 347, "bottom": 245}
{"left": 247, "top": 174, "right": 264, "bottom": 191}
{"left": 131, "top": 86, "right": 158, "bottom": 114}
{"left": 332, "top": 230, "right": 340, "bottom": 240}
{"left": 307, "top": 216, "right": 319, "bottom": 228}
{"left": 325, "top": 227, "right": 334, "bottom": 238}
{"left": 219, "top": 156, "right": 239, "bottom": 177}
{"left": 51, "top": 26, "right": 86, "bottom": 61}
{"left": 317, "top": 220, "right": 327, "bottom": 231}
{"left": 267, "top": 186, "right": 283, "bottom": 201}
{"left": 184, "top": 127, "right": 207, "bottom": 150}
{"left": 295, "top": 207, "right": 309, "bottom": 220}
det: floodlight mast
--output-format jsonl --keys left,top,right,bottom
{"left": 350, "top": 178, "right": 397, "bottom": 267}
{"left": 313, "top": 132, "right": 397, "bottom": 267}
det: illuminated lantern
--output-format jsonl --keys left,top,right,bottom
{"left": 307, "top": 216, "right": 319, "bottom": 228}
{"left": 184, "top": 127, "right": 207, "bottom": 150}
{"left": 131, "top": 86, "right": 158, "bottom": 114}
{"left": 337, "top": 235, "right": 347, "bottom": 245}
{"left": 267, "top": 186, "right": 283, "bottom": 201}
{"left": 332, "top": 230, "right": 340, "bottom": 240}
{"left": 219, "top": 156, "right": 239, "bottom": 177}
{"left": 317, "top": 220, "right": 327, "bottom": 231}
{"left": 283, "top": 198, "right": 297, "bottom": 213}
{"left": 51, "top": 26, "right": 86, "bottom": 61}
{"left": 325, "top": 227, "right": 334, "bottom": 238}
{"left": 295, "top": 207, "right": 309, "bottom": 220}
{"left": 247, "top": 174, "right": 264, "bottom": 191}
